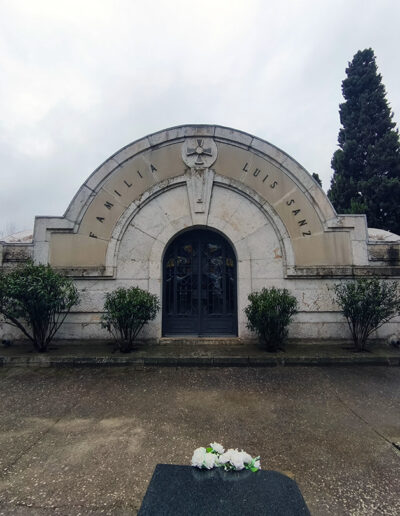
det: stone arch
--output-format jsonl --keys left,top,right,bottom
{"left": 35, "top": 124, "right": 358, "bottom": 276}
{"left": 105, "top": 175, "right": 293, "bottom": 275}
{"left": 113, "top": 182, "right": 283, "bottom": 338}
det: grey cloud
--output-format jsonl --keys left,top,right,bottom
{"left": 1, "top": 0, "right": 400, "bottom": 232}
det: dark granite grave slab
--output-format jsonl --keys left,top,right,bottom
{"left": 138, "top": 464, "right": 310, "bottom": 515}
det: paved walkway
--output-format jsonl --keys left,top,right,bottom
{"left": 0, "top": 366, "right": 399, "bottom": 515}
{"left": 1, "top": 339, "right": 400, "bottom": 367}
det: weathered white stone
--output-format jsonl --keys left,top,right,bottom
{"left": 369, "top": 228, "right": 400, "bottom": 241}
{"left": 183, "top": 125, "right": 215, "bottom": 137}
{"left": 74, "top": 290, "right": 107, "bottom": 313}
{"left": 77, "top": 278, "right": 143, "bottom": 291}
{"left": 250, "top": 138, "right": 287, "bottom": 165}
{"left": 207, "top": 188, "right": 239, "bottom": 231}
{"left": 148, "top": 127, "right": 186, "bottom": 146}
{"left": 295, "top": 288, "right": 337, "bottom": 312}
{"left": 208, "top": 188, "right": 266, "bottom": 244}
{"left": 112, "top": 137, "right": 151, "bottom": 165}
{"left": 214, "top": 126, "right": 253, "bottom": 147}
{"left": 308, "top": 184, "right": 336, "bottom": 222}
{"left": 156, "top": 219, "right": 192, "bottom": 247}
{"left": 57, "top": 317, "right": 109, "bottom": 340}
{"left": 251, "top": 258, "right": 282, "bottom": 280}
{"left": 33, "top": 217, "right": 74, "bottom": 243}
{"left": 63, "top": 185, "right": 96, "bottom": 224}
{"left": 117, "top": 226, "right": 154, "bottom": 279}
{"left": 237, "top": 259, "right": 252, "bottom": 280}
{"left": 155, "top": 186, "right": 191, "bottom": 223}
{"left": 33, "top": 241, "right": 49, "bottom": 265}
{"left": 5, "top": 125, "right": 399, "bottom": 342}
{"left": 131, "top": 206, "right": 168, "bottom": 242}
{"left": 149, "top": 257, "right": 161, "bottom": 279}
{"left": 85, "top": 158, "right": 120, "bottom": 192}
{"left": 149, "top": 239, "right": 166, "bottom": 266}
{"left": 351, "top": 240, "right": 369, "bottom": 266}
{"left": 237, "top": 284, "right": 252, "bottom": 337}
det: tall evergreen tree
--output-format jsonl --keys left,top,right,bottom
{"left": 312, "top": 172, "right": 322, "bottom": 187}
{"left": 328, "top": 48, "right": 400, "bottom": 235}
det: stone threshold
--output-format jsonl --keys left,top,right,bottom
{"left": 0, "top": 339, "right": 399, "bottom": 367}
{"left": 0, "top": 355, "right": 399, "bottom": 368}
{"left": 159, "top": 337, "right": 245, "bottom": 346}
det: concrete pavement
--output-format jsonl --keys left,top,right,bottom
{"left": 0, "top": 366, "right": 399, "bottom": 515}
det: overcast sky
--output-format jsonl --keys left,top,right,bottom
{"left": 1, "top": 0, "right": 400, "bottom": 234}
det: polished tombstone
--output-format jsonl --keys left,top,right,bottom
{"left": 138, "top": 464, "right": 310, "bottom": 515}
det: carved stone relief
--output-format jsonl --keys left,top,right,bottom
{"left": 182, "top": 138, "right": 217, "bottom": 221}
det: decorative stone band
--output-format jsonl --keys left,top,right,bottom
{"left": 27, "top": 125, "right": 397, "bottom": 277}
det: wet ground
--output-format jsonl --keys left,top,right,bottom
{"left": 0, "top": 366, "right": 399, "bottom": 515}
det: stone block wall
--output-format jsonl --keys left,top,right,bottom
{"left": 1, "top": 125, "right": 399, "bottom": 343}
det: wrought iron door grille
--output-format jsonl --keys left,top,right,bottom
{"left": 162, "top": 229, "right": 237, "bottom": 336}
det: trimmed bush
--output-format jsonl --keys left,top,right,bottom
{"left": 0, "top": 261, "right": 80, "bottom": 352}
{"left": 244, "top": 287, "right": 298, "bottom": 351}
{"left": 101, "top": 286, "right": 160, "bottom": 352}
{"left": 333, "top": 278, "right": 400, "bottom": 351}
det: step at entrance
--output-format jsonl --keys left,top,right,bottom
{"left": 159, "top": 337, "right": 243, "bottom": 346}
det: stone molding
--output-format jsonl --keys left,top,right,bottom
{"left": 105, "top": 176, "right": 293, "bottom": 277}
{"left": 64, "top": 125, "right": 336, "bottom": 225}
{"left": 28, "top": 124, "right": 393, "bottom": 275}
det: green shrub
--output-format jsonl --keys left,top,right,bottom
{"left": 0, "top": 261, "right": 80, "bottom": 352}
{"left": 333, "top": 278, "right": 400, "bottom": 351}
{"left": 101, "top": 287, "right": 160, "bottom": 352}
{"left": 244, "top": 287, "right": 298, "bottom": 351}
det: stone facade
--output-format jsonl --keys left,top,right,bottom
{"left": 1, "top": 125, "right": 399, "bottom": 341}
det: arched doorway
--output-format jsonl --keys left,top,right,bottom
{"left": 162, "top": 228, "right": 237, "bottom": 336}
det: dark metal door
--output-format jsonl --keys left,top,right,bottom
{"left": 162, "top": 229, "right": 237, "bottom": 336}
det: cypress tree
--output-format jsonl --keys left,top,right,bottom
{"left": 328, "top": 48, "right": 400, "bottom": 235}
{"left": 312, "top": 172, "right": 322, "bottom": 187}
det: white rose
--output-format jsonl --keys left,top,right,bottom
{"left": 230, "top": 449, "right": 245, "bottom": 470}
{"left": 253, "top": 459, "right": 261, "bottom": 470}
{"left": 203, "top": 452, "right": 216, "bottom": 469}
{"left": 218, "top": 449, "right": 234, "bottom": 464}
{"left": 210, "top": 442, "right": 224, "bottom": 454}
{"left": 241, "top": 451, "right": 252, "bottom": 464}
{"left": 191, "top": 447, "right": 206, "bottom": 468}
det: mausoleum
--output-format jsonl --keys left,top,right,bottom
{"left": 1, "top": 125, "right": 399, "bottom": 341}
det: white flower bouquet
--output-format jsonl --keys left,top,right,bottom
{"left": 191, "top": 443, "right": 261, "bottom": 472}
